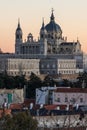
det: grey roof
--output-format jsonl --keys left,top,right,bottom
{"left": 60, "top": 42, "right": 77, "bottom": 46}
{"left": 45, "top": 21, "right": 62, "bottom": 33}
{"left": 45, "top": 10, "right": 62, "bottom": 33}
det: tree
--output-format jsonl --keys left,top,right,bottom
{"left": 0, "top": 72, "right": 27, "bottom": 89}
{"left": 2, "top": 111, "right": 38, "bottom": 130}
{"left": 14, "top": 75, "right": 26, "bottom": 88}
{"left": 0, "top": 73, "right": 5, "bottom": 88}
{"left": 75, "top": 72, "right": 87, "bottom": 88}
{"left": 63, "top": 79, "right": 70, "bottom": 87}
{"left": 26, "top": 72, "right": 42, "bottom": 98}
{"left": 43, "top": 74, "right": 54, "bottom": 86}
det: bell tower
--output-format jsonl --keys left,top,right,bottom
{"left": 40, "top": 18, "right": 47, "bottom": 40}
{"left": 40, "top": 18, "right": 47, "bottom": 55}
{"left": 15, "top": 19, "right": 23, "bottom": 54}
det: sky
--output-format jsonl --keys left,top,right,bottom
{"left": 0, "top": 0, "right": 87, "bottom": 53}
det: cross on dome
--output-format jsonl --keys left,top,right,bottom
{"left": 52, "top": 8, "right": 54, "bottom": 13}
{"left": 50, "top": 8, "right": 55, "bottom": 21}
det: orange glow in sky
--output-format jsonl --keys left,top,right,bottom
{"left": 0, "top": 0, "right": 87, "bottom": 53}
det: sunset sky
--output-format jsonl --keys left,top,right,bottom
{"left": 0, "top": 0, "right": 87, "bottom": 53}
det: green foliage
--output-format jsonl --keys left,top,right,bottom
{"left": 0, "top": 72, "right": 43, "bottom": 98}
{"left": 2, "top": 111, "right": 38, "bottom": 130}
{"left": 14, "top": 75, "right": 26, "bottom": 88}
{"left": 42, "top": 75, "right": 54, "bottom": 86}
{"left": 76, "top": 72, "right": 87, "bottom": 88}
{"left": 68, "top": 72, "right": 87, "bottom": 88}
{"left": 29, "top": 72, "right": 42, "bottom": 86}
{"left": 1, "top": 71, "right": 87, "bottom": 98}
{"left": 26, "top": 72, "right": 42, "bottom": 98}
{"left": 0, "top": 73, "right": 27, "bottom": 89}
{"left": 62, "top": 79, "right": 70, "bottom": 87}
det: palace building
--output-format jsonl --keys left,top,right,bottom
{"left": 0, "top": 9, "right": 83, "bottom": 77}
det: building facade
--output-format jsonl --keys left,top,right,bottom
{"left": 0, "top": 58, "right": 40, "bottom": 76}
{"left": 36, "top": 87, "right": 87, "bottom": 107}
{"left": 53, "top": 88, "right": 87, "bottom": 106}
{"left": 0, "top": 9, "right": 84, "bottom": 76}
{"left": 0, "top": 88, "right": 24, "bottom": 108}
{"left": 15, "top": 9, "right": 81, "bottom": 55}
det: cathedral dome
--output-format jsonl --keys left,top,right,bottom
{"left": 45, "top": 21, "right": 61, "bottom": 33}
{"left": 45, "top": 9, "right": 62, "bottom": 38}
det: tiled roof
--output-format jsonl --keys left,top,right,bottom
{"left": 10, "top": 103, "right": 23, "bottom": 110}
{"left": 0, "top": 109, "right": 11, "bottom": 118}
{"left": 9, "top": 99, "right": 35, "bottom": 110}
{"left": 23, "top": 99, "right": 35, "bottom": 107}
{"left": 44, "top": 105, "right": 58, "bottom": 110}
{"left": 44, "top": 104, "right": 73, "bottom": 110}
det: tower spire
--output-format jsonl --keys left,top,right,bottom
{"left": 42, "top": 17, "right": 44, "bottom": 28}
{"left": 52, "top": 8, "right": 54, "bottom": 14}
{"left": 50, "top": 8, "right": 55, "bottom": 21}
{"left": 41, "top": 17, "right": 45, "bottom": 30}
{"left": 77, "top": 37, "right": 79, "bottom": 43}
{"left": 18, "top": 18, "right": 20, "bottom": 28}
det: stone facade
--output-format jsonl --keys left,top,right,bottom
{"left": 15, "top": 10, "right": 82, "bottom": 56}
{"left": 0, "top": 58, "right": 40, "bottom": 76}
{"left": 0, "top": 10, "right": 84, "bottom": 76}
{"left": 40, "top": 59, "right": 79, "bottom": 75}
{"left": 57, "top": 59, "right": 77, "bottom": 74}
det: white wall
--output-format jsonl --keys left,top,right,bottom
{"left": 53, "top": 91, "right": 87, "bottom": 106}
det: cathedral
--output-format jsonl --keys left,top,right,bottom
{"left": 15, "top": 9, "right": 81, "bottom": 55}
{"left": 0, "top": 10, "right": 83, "bottom": 77}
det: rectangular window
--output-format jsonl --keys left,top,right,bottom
{"left": 65, "top": 97, "right": 68, "bottom": 102}
{"left": 71, "top": 98, "right": 76, "bottom": 104}
{"left": 57, "top": 98, "right": 60, "bottom": 102}
{"left": 54, "top": 98, "right": 60, "bottom": 102}
{"left": 80, "top": 98, "right": 83, "bottom": 103}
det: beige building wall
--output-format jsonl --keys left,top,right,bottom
{"left": 0, "top": 58, "right": 40, "bottom": 76}
{"left": 53, "top": 88, "right": 87, "bottom": 106}
{"left": 57, "top": 59, "right": 76, "bottom": 74}
{"left": 0, "top": 88, "right": 24, "bottom": 107}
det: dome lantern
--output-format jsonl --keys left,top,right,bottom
{"left": 50, "top": 8, "right": 55, "bottom": 21}
{"left": 45, "top": 10, "right": 62, "bottom": 39}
